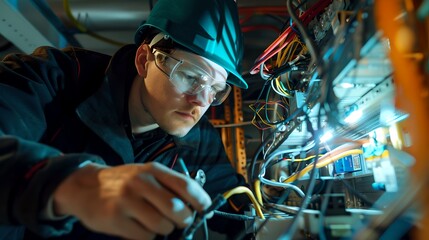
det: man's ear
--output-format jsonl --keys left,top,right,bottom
{"left": 135, "top": 44, "right": 153, "bottom": 77}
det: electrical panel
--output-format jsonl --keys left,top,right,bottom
{"left": 242, "top": 0, "right": 428, "bottom": 239}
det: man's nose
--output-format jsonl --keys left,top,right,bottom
{"left": 185, "top": 88, "right": 213, "bottom": 107}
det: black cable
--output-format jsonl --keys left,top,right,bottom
{"left": 251, "top": 77, "right": 273, "bottom": 123}
{"left": 202, "top": 220, "right": 208, "bottom": 240}
{"left": 213, "top": 210, "right": 256, "bottom": 221}
{"left": 248, "top": 70, "right": 320, "bottom": 190}
{"left": 244, "top": 125, "right": 310, "bottom": 239}
{"left": 263, "top": 85, "right": 285, "bottom": 125}
{"left": 318, "top": 180, "right": 334, "bottom": 240}
{"left": 262, "top": 73, "right": 289, "bottom": 126}
{"left": 271, "top": 3, "right": 365, "bottom": 237}
{"left": 248, "top": 2, "right": 382, "bottom": 239}
{"left": 318, "top": 1, "right": 376, "bottom": 134}
{"left": 248, "top": 128, "right": 277, "bottom": 187}
{"left": 183, "top": 194, "right": 227, "bottom": 239}
{"left": 245, "top": 68, "right": 323, "bottom": 240}
{"left": 280, "top": 0, "right": 309, "bottom": 33}
{"left": 337, "top": 177, "right": 376, "bottom": 208}
{"left": 286, "top": 0, "right": 321, "bottom": 69}
{"left": 278, "top": 94, "right": 323, "bottom": 239}
{"left": 247, "top": 78, "right": 302, "bottom": 185}
{"left": 245, "top": 113, "right": 315, "bottom": 239}
{"left": 245, "top": 0, "right": 335, "bottom": 235}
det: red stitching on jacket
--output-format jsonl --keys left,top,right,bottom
{"left": 49, "top": 123, "right": 64, "bottom": 143}
{"left": 24, "top": 159, "right": 48, "bottom": 179}
{"left": 147, "top": 142, "right": 175, "bottom": 163}
{"left": 170, "top": 153, "right": 179, "bottom": 169}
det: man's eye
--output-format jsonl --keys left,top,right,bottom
{"left": 177, "top": 71, "right": 198, "bottom": 82}
{"left": 186, "top": 75, "right": 198, "bottom": 82}
{"left": 211, "top": 84, "right": 225, "bottom": 93}
{"left": 156, "top": 54, "right": 167, "bottom": 64}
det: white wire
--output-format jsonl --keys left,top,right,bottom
{"left": 259, "top": 172, "right": 306, "bottom": 197}
{"left": 271, "top": 78, "right": 290, "bottom": 97}
{"left": 259, "top": 63, "right": 272, "bottom": 80}
{"left": 258, "top": 141, "right": 316, "bottom": 198}
{"left": 263, "top": 137, "right": 276, "bottom": 160}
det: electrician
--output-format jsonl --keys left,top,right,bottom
{"left": 0, "top": 0, "right": 249, "bottom": 239}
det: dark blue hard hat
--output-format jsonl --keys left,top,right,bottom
{"left": 134, "top": 0, "right": 248, "bottom": 89}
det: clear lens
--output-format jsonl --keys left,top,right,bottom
{"left": 153, "top": 49, "right": 231, "bottom": 105}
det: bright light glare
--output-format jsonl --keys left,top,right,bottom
{"left": 320, "top": 131, "right": 333, "bottom": 142}
{"left": 339, "top": 82, "right": 354, "bottom": 88}
{"left": 344, "top": 109, "right": 363, "bottom": 123}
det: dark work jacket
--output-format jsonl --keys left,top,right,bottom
{"left": 0, "top": 45, "right": 247, "bottom": 239}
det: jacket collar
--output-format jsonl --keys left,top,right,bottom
{"left": 76, "top": 45, "right": 200, "bottom": 163}
{"left": 172, "top": 123, "right": 201, "bottom": 151}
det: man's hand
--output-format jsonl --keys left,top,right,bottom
{"left": 52, "top": 162, "right": 212, "bottom": 240}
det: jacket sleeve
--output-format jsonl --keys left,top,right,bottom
{"left": 194, "top": 117, "right": 249, "bottom": 200}
{"left": 193, "top": 117, "right": 251, "bottom": 238}
{"left": 0, "top": 47, "right": 108, "bottom": 237}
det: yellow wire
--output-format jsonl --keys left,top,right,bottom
{"left": 257, "top": 107, "right": 284, "bottom": 125}
{"left": 284, "top": 154, "right": 324, "bottom": 162}
{"left": 276, "top": 35, "right": 303, "bottom": 68}
{"left": 249, "top": 107, "right": 273, "bottom": 130}
{"left": 254, "top": 180, "right": 263, "bottom": 205}
{"left": 250, "top": 104, "right": 274, "bottom": 128}
{"left": 276, "top": 47, "right": 286, "bottom": 67}
{"left": 276, "top": 38, "right": 295, "bottom": 66}
{"left": 273, "top": 36, "right": 308, "bottom": 93}
{"left": 249, "top": 104, "right": 280, "bottom": 127}
{"left": 287, "top": 38, "right": 300, "bottom": 61}
{"left": 283, "top": 37, "right": 298, "bottom": 62}
{"left": 63, "top": 0, "right": 127, "bottom": 46}
{"left": 283, "top": 149, "right": 364, "bottom": 183}
{"left": 275, "top": 37, "right": 289, "bottom": 67}
{"left": 256, "top": 110, "right": 275, "bottom": 127}
{"left": 223, "top": 186, "right": 265, "bottom": 219}
{"left": 275, "top": 77, "right": 291, "bottom": 96}
{"left": 283, "top": 38, "right": 302, "bottom": 90}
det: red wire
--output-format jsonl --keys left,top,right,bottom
{"left": 249, "top": 0, "right": 333, "bottom": 75}
{"left": 250, "top": 29, "right": 295, "bottom": 74}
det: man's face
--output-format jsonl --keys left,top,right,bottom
{"left": 131, "top": 45, "right": 228, "bottom": 137}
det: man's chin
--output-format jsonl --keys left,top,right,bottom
{"left": 164, "top": 126, "right": 192, "bottom": 138}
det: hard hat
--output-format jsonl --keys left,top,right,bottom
{"left": 134, "top": 0, "right": 248, "bottom": 89}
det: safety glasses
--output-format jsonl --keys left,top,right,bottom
{"left": 152, "top": 49, "right": 231, "bottom": 106}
